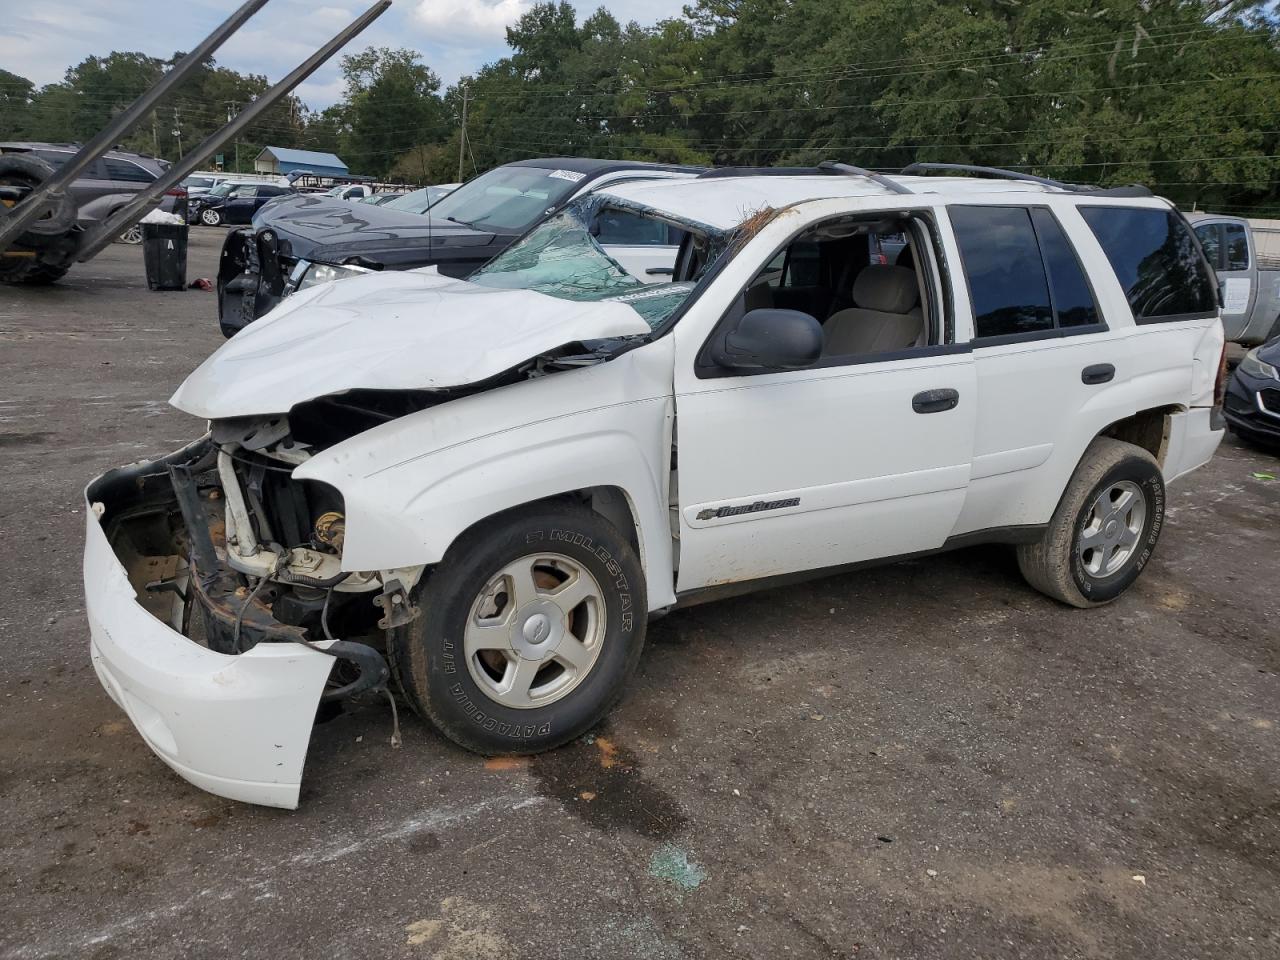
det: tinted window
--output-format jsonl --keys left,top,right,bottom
{"left": 101, "top": 158, "right": 154, "bottom": 183}
{"left": 1079, "top": 207, "right": 1217, "bottom": 321}
{"left": 1225, "top": 223, "right": 1249, "bottom": 271}
{"left": 950, "top": 206, "right": 1053, "bottom": 338}
{"left": 32, "top": 150, "right": 72, "bottom": 169}
{"left": 595, "top": 209, "right": 669, "bottom": 246}
{"left": 1030, "top": 208, "right": 1100, "bottom": 328}
{"left": 1194, "top": 223, "right": 1222, "bottom": 269}
{"left": 784, "top": 240, "right": 822, "bottom": 287}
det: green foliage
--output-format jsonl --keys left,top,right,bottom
{"left": 2, "top": 2, "right": 1277, "bottom": 212}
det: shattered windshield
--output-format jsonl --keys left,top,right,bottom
{"left": 469, "top": 198, "right": 721, "bottom": 328}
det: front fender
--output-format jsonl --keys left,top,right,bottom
{"left": 294, "top": 340, "right": 677, "bottom": 611}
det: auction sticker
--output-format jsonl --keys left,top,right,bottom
{"left": 547, "top": 169, "right": 586, "bottom": 182}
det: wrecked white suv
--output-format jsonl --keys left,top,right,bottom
{"left": 85, "top": 163, "right": 1226, "bottom": 808}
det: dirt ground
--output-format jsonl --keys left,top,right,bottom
{"left": 0, "top": 230, "right": 1277, "bottom": 960}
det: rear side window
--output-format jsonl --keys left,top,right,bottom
{"left": 101, "top": 158, "right": 155, "bottom": 183}
{"left": 949, "top": 206, "right": 1054, "bottom": 338}
{"left": 1079, "top": 207, "right": 1217, "bottom": 322}
{"left": 1194, "top": 223, "right": 1222, "bottom": 268}
{"left": 1030, "top": 209, "right": 1100, "bottom": 328}
{"left": 1225, "top": 223, "right": 1249, "bottom": 271}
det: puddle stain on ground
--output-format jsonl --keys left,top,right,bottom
{"left": 528, "top": 732, "right": 687, "bottom": 840}
{"left": 648, "top": 843, "right": 706, "bottom": 891}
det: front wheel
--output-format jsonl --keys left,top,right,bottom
{"left": 390, "top": 503, "right": 647, "bottom": 754}
{"left": 1017, "top": 438, "right": 1165, "bottom": 608}
{"left": 200, "top": 207, "right": 222, "bottom": 227}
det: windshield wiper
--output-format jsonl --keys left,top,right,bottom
{"left": 445, "top": 215, "right": 474, "bottom": 228}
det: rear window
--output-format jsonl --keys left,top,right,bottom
{"left": 1079, "top": 207, "right": 1217, "bottom": 322}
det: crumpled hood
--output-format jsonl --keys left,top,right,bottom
{"left": 170, "top": 269, "right": 651, "bottom": 420}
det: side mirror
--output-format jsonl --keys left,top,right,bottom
{"left": 713, "top": 308, "right": 823, "bottom": 370}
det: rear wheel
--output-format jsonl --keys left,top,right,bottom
{"left": 390, "top": 503, "right": 647, "bottom": 754}
{"left": 1017, "top": 438, "right": 1165, "bottom": 608}
{"left": 117, "top": 223, "right": 143, "bottom": 244}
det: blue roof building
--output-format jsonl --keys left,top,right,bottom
{"left": 254, "top": 146, "right": 349, "bottom": 177}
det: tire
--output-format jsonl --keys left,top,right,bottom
{"left": 1017, "top": 438, "right": 1165, "bottom": 608}
{"left": 200, "top": 207, "right": 222, "bottom": 227}
{"left": 390, "top": 503, "right": 647, "bottom": 754}
{"left": 0, "top": 255, "right": 71, "bottom": 285}
{"left": 0, "top": 154, "right": 77, "bottom": 237}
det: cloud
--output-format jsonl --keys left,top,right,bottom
{"left": 411, "top": 0, "right": 531, "bottom": 42}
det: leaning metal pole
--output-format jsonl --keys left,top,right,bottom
{"left": 76, "top": 0, "right": 393, "bottom": 262}
{"left": 0, "top": 0, "right": 270, "bottom": 252}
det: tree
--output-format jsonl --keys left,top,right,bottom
{"left": 0, "top": 70, "right": 35, "bottom": 140}
{"left": 339, "top": 47, "right": 444, "bottom": 176}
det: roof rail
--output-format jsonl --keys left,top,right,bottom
{"left": 817, "top": 160, "right": 914, "bottom": 195}
{"left": 901, "top": 161, "right": 1153, "bottom": 198}
{"left": 697, "top": 166, "right": 825, "bottom": 178}
{"left": 900, "top": 162, "right": 1066, "bottom": 189}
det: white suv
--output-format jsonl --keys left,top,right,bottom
{"left": 84, "top": 164, "right": 1226, "bottom": 808}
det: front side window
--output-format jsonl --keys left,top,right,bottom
{"left": 1225, "top": 222, "right": 1250, "bottom": 271}
{"left": 950, "top": 206, "right": 1054, "bottom": 338}
{"left": 595, "top": 209, "right": 671, "bottom": 246}
{"left": 1079, "top": 206, "right": 1218, "bottom": 322}
{"left": 469, "top": 200, "right": 721, "bottom": 329}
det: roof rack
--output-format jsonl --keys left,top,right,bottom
{"left": 697, "top": 161, "right": 913, "bottom": 196}
{"left": 817, "top": 160, "right": 914, "bottom": 196}
{"left": 900, "top": 161, "right": 1153, "bottom": 198}
{"left": 900, "top": 162, "right": 1066, "bottom": 188}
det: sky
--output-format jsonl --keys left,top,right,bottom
{"left": 1, "top": 0, "right": 689, "bottom": 109}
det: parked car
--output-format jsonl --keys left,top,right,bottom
{"left": 374, "top": 183, "right": 460, "bottom": 211}
{"left": 216, "top": 158, "right": 700, "bottom": 337}
{"left": 85, "top": 165, "right": 1226, "bottom": 808}
{"left": 1188, "top": 212, "right": 1280, "bottom": 345}
{"left": 1223, "top": 337, "right": 1280, "bottom": 448}
{"left": 0, "top": 141, "right": 186, "bottom": 246}
{"left": 189, "top": 182, "right": 293, "bottom": 227}
{"left": 182, "top": 172, "right": 287, "bottom": 198}
{"left": 357, "top": 192, "right": 401, "bottom": 206}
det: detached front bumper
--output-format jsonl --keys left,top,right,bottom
{"left": 83, "top": 442, "right": 337, "bottom": 809}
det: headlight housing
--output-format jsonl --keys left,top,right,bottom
{"left": 294, "top": 260, "right": 371, "bottom": 292}
{"left": 1239, "top": 346, "right": 1280, "bottom": 382}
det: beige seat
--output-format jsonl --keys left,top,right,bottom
{"left": 821, "top": 265, "right": 923, "bottom": 357}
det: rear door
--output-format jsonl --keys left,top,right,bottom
{"left": 948, "top": 203, "right": 1132, "bottom": 536}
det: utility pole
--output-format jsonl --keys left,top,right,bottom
{"left": 172, "top": 107, "right": 183, "bottom": 159}
{"left": 457, "top": 84, "right": 469, "bottom": 184}
{"left": 226, "top": 102, "right": 239, "bottom": 172}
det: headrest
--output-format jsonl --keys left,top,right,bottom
{"left": 852, "top": 264, "right": 919, "bottom": 315}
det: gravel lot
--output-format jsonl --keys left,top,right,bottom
{"left": 1, "top": 229, "right": 1277, "bottom": 959}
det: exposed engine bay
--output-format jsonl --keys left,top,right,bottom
{"left": 88, "top": 432, "right": 425, "bottom": 705}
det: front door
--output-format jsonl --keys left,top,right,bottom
{"left": 672, "top": 208, "right": 976, "bottom": 592}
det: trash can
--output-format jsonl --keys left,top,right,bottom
{"left": 142, "top": 222, "right": 188, "bottom": 291}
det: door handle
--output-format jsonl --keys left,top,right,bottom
{"left": 646, "top": 266, "right": 674, "bottom": 276}
{"left": 912, "top": 388, "right": 960, "bottom": 414}
{"left": 1081, "top": 363, "right": 1115, "bottom": 385}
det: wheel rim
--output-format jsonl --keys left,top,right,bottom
{"left": 118, "top": 225, "right": 143, "bottom": 244}
{"left": 1077, "top": 480, "right": 1147, "bottom": 577}
{"left": 463, "top": 552, "right": 607, "bottom": 710}
{"left": 201, "top": 209, "right": 219, "bottom": 225}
